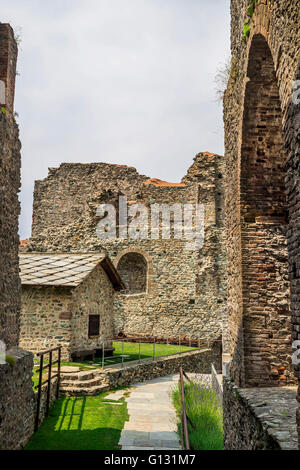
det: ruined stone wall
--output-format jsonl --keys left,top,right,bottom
{"left": 0, "top": 347, "right": 59, "bottom": 450}
{"left": 0, "top": 23, "right": 36, "bottom": 450}
{"left": 0, "top": 349, "right": 35, "bottom": 450}
{"left": 28, "top": 153, "right": 226, "bottom": 344}
{"left": 20, "top": 264, "right": 115, "bottom": 361}
{"left": 0, "top": 24, "right": 21, "bottom": 349}
{"left": 224, "top": 0, "right": 300, "bottom": 388}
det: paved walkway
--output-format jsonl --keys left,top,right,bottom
{"left": 118, "top": 375, "right": 181, "bottom": 450}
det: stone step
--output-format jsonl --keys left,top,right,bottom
{"left": 60, "top": 370, "right": 96, "bottom": 381}
{"left": 60, "top": 377, "right": 104, "bottom": 388}
{"left": 60, "top": 384, "right": 110, "bottom": 396}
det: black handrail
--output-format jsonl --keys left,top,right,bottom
{"left": 35, "top": 346, "right": 62, "bottom": 432}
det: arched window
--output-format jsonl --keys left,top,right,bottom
{"left": 117, "top": 253, "right": 147, "bottom": 295}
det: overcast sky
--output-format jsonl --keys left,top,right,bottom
{"left": 1, "top": 0, "right": 231, "bottom": 239}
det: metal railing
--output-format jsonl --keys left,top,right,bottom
{"left": 35, "top": 346, "right": 61, "bottom": 432}
{"left": 97, "top": 335, "right": 221, "bottom": 369}
{"left": 179, "top": 367, "right": 194, "bottom": 450}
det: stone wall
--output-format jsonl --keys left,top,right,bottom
{"left": 70, "top": 262, "right": 115, "bottom": 354}
{"left": 223, "top": 0, "right": 300, "bottom": 389}
{"left": 20, "top": 263, "right": 115, "bottom": 361}
{"left": 100, "top": 345, "right": 222, "bottom": 390}
{"left": 26, "top": 152, "right": 226, "bottom": 343}
{"left": 223, "top": 378, "right": 298, "bottom": 450}
{"left": 0, "top": 348, "right": 60, "bottom": 449}
{"left": 0, "top": 24, "right": 21, "bottom": 350}
{"left": 0, "top": 23, "right": 36, "bottom": 451}
{"left": 20, "top": 286, "right": 73, "bottom": 360}
{"left": 0, "top": 349, "right": 35, "bottom": 450}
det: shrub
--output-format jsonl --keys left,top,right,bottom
{"left": 172, "top": 379, "right": 223, "bottom": 450}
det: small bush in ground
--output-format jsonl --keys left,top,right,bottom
{"left": 172, "top": 379, "right": 223, "bottom": 450}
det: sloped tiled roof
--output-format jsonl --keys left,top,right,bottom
{"left": 19, "top": 253, "right": 124, "bottom": 290}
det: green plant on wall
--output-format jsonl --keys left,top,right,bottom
{"left": 5, "top": 355, "right": 17, "bottom": 366}
{"left": 1, "top": 106, "right": 7, "bottom": 116}
{"left": 243, "top": 0, "right": 258, "bottom": 40}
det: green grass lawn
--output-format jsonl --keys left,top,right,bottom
{"left": 32, "top": 341, "right": 196, "bottom": 387}
{"left": 172, "top": 380, "right": 223, "bottom": 450}
{"left": 97, "top": 341, "right": 196, "bottom": 366}
{"left": 25, "top": 392, "right": 129, "bottom": 450}
{"left": 32, "top": 341, "right": 196, "bottom": 390}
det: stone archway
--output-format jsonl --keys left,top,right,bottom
{"left": 117, "top": 252, "right": 148, "bottom": 295}
{"left": 240, "top": 34, "right": 292, "bottom": 387}
{"left": 223, "top": 0, "right": 300, "bottom": 450}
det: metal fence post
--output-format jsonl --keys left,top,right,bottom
{"left": 46, "top": 351, "right": 52, "bottom": 417}
{"left": 56, "top": 347, "right": 61, "bottom": 400}
{"left": 102, "top": 341, "right": 105, "bottom": 368}
{"left": 153, "top": 337, "right": 156, "bottom": 361}
{"left": 139, "top": 339, "right": 141, "bottom": 363}
{"left": 35, "top": 353, "right": 44, "bottom": 432}
{"left": 167, "top": 336, "right": 169, "bottom": 357}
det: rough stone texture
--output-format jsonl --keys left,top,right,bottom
{"left": 35, "top": 377, "right": 59, "bottom": 430}
{"left": 0, "top": 24, "right": 21, "bottom": 350}
{"left": 20, "top": 262, "right": 115, "bottom": 361}
{"left": 0, "top": 24, "right": 36, "bottom": 451}
{"left": 25, "top": 153, "right": 226, "bottom": 344}
{"left": 0, "top": 349, "right": 35, "bottom": 450}
{"left": 223, "top": 0, "right": 300, "bottom": 448}
{"left": 98, "top": 346, "right": 222, "bottom": 391}
{"left": 224, "top": 0, "right": 300, "bottom": 389}
{"left": 223, "top": 378, "right": 298, "bottom": 450}
{"left": 0, "top": 348, "right": 59, "bottom": 450}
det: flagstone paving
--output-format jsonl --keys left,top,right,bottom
{"left": 118, "top": 375, "right": 181, "bottom": 450}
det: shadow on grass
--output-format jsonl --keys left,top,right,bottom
{"left": 26, "top": 394, "right": 129, "bottom": 450}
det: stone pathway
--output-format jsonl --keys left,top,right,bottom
{"left": 118, "top": 375, "right": 181, "bottom": 450}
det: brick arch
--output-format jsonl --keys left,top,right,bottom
{"left": 239, "top": 33, "right": 293, "bottom": 387}
{"left": 226, "top": 2, "right": 300, "bottom": 384}
{"left": 114, "top": 248, "right": 153, "bottom": 295}
{"left": 223, "top": 0, "right": 300, "bottom": 447}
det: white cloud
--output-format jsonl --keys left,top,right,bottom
{"left": 1, "top": 0, "right": 230, "bottom": 238}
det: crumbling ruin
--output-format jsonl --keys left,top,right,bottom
{"left": 25, "top": 153, "right": 226, "bottom": 354}
{"left": 223, "top": 0, "right": 300, "bottom": 449}
{"left": 0, "top": 24, "right": 35, "bottom": 450}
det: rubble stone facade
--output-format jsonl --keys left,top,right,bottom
{"left": 223, "top": 0, "right": 300, "bottom": 448}
{"left": 0, "top": 24, "right": 35, "bottom": 450}
{"left": 27, "top": 153, "right": 227, "bottom": 347}
{"left": 0, "top": 24, "right": 21, "bottom": 349}
{"left": 20, "top": 262, "right": 116, "bottom": 361}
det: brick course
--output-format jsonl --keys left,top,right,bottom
{"left": 223, "top": 0, "right": 300, "bottom": 448}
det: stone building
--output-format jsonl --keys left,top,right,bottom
{"left": 0, "top": 24, "right": 35, "bottom": 450}
{"left": 19, "top": 253, "right": 124, "bottom": 360}
{"left": 24, "top": 152, "right": 226, "bottom": 357}
{"left": 223, "top": 0, "right": 300, "bottom": 449}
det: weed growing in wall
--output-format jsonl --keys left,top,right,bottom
{"left": 243, "top": 0, "right": 258, "bottom": 40}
